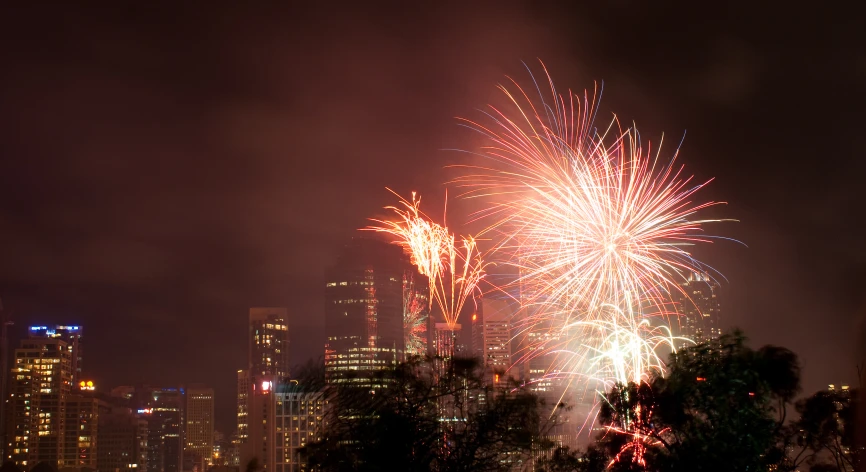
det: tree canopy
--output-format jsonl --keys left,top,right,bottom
{"left": 301, "top": 355, "right": 562, "bottom": 472}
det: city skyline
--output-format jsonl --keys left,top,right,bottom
{"left": 1, "top": 0, "right": 864, "bottom": 442}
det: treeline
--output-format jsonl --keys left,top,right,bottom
{"left": 294, "top": 332, "right": 861, "bottom": 472}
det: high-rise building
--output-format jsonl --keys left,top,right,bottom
{"left": 28, "top": 325, "right": 83, "bottom": 383}
{"left": 477, "top": 298, "right": 513, "bottom": 378}
{"left": 97, "top": 405, "right": 149, "bottom": 472}
{"left": 5, "top": 337, "right": 74, "bottom": 467}
{"left": 249, "top": 308, "right": 290, "bottom": 378}
{"left": 272, "top": 385, "right": 325, "bottom": 472}
{"left": 185, "top": 386, "right": 214, "bottom": 471}
{"left": 402, "top": 272, "right": 430, "bottom": 358}
{"left": 134, "top": 387, "right": 184, "bottom": 472}
{"left": 62, "top": 392, "right": 101, "bottom": 469}
{"left": 433, "top": 323, "right": 462, "bottom": 359}
{"left": 236, "top": 370, "right": 251, "bottom": 444}
{"left": 673, "top": 272, "right": 722, "bottom": 344}
{"left": 324, "top": 237, "right": 410, "bottom": 386}
{"left": 243, "top": 379, "right": 324, "bottom": 472}
{"left": 212, "top": 430, "right": 228, "bottom": 466}
{"left": 228, "top": 432, "right": 241, "bottom": 467}
{"left": 6, "top": 366, "right": 35, "bottom": 467}
{"left": 238, "top": 308, "right": 289, "bottom": 465}
{"left": 185, "top": 386, "right": 215, "bottom": 470}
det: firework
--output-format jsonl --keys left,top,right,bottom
{"left": 403, "top": 273, "right": 428, "bottom": 357}
{"left": 554, "top": 294, "right": 685, "bottom": 389}
{"left": 365, "top": 190, "right": 488, "bottom": 346}
{"left": 454, "top": 64, "right": 729, "bottom": 433}
{"left": 430, "top": 234, "right": 488, "bottom": 330}
{"left": 365, "top": 189, "right": 450, "bottom": 306}
{"left": 455, "top": 76, "right": 724, "bottom": 316}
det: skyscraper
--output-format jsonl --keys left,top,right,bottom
{"left": 239, "top": 308, "right": 288, "bottom": 459}
{"left": 324, "top": 237, "right": 410, "bottom": 386}
{"left": 135, "top": 387, "right": 184, "bottom": 472}
{"left": 6, "top": 337, "right": 73, "bottom": 467}
{"left": 185, "top": 386, "right": 215, "bottom": 470}
{"left": 477, "top": 298, "right": 513, "bottom": 377}
{"left": 236, "top": 370, "right": 251, "bottom": 444}
{"left": 97, "top": 405, "right": 149, "bottom": 472}
{"left": 28, "top": 325, "right": 83, "bottom": 383}
{"left": 243, "top": 379, "right": 324, "bottom": 472}
{"left": 673, "top": 272, "right": 722, "bottom": 344}
{"left": 249, "top": 308, "right": 290, "bottom": 378}
{"left": 62, "top": 392, "right": 101, "bottom": 469}
{"left": 6, "top": 366, "right": 35, "bottom": 467}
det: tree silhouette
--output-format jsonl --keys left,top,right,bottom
{"left": 592, "top": 331, "right": 801, "bottom": 471}
{"left": 300, "top": 355, "right": 562, "bottom": 471}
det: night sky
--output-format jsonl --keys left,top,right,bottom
{"left": 2, "top": 2, "right": 864, "bottom": 433}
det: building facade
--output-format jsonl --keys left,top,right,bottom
{"left": 324, "top": 237, "right": 410, "bottom": 386}
{"left": 28, "top": 325, "right": 83, "bottom": 383}
{"left": 62, "top": 393, "right": 102, "bottom": 469}
{"left": 477, "top": 298, "right": 513, "bottom": 378}
{"left": 238, "top": 307, "right": 289, "bottom": 463}
{"left": 97, "top": 406, "right": 149, "bottom": 472}
{"left": 5, "top": 337, "right": 74, "bottom": 468}
{"left": 236, "top": 370, "right": 251, "bottom": 445}
{"left": 673, "top": 272, "right": 722, "bottom": 344}
{"left": 134, "top": 387, "right": 184, "bottom": 472}
{"left": 244, "top": 379, "right": 324, "bottom": 472}
{"left": 184, "top": 387, "right": 214, "bottom": 470}
{"left": 249, "top": 308, "right": 290, "bottom": 379}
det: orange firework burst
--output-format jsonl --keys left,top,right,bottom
{"left": 365, "top": 190, "right": 488, "bottom": 332}
{"left": 455, "top": 67, "right": 727, "bottom": 317}
{"left": 431, "top": 234, "right": 489, "bottom": 330}
{"left": 365, "top": 188, "right": 450, "bottom": 303}
{"left": 453, "top": 63, "right": 733, "bottom": 432}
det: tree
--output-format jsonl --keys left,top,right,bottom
{"left": 593, "top": 331, "right": 801, "bottom": 472}
{"left": 300, "top": 355, "right": 560, "bottom": 472}
{"left": 783, "top": 388, "right": 860, "bottom": 472}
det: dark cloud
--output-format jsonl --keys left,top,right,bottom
{"left": 1, "top": 1, "right": 863, "bottom": 431}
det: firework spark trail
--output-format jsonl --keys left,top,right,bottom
{"left": 430, "top": 235, "right": 489, "bottom": 330}
{"left": 403, "top": 273, "right": 428, "bottom": 357}
{"left": 451, "top": 64, "right": 732, "bottom": 461}
{"left": 365, "top": 189, "right": 450, "bottom": 307}
{"left": 457, "top": 107, "right": 724, "bottom": 318}
{"left": 553, "top": 294, "right": 687, "bottom": 389}
{"left": 365, "top": 190, "right": 488, "bottom": 332}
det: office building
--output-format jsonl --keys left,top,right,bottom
{"left": 244, "top": 379, "right": 325, "bottom": 472}
{"left": 477, "top": 299, "right": 513, "bottom": 373}
{"left": 62, "top": 392, "right": 101, "bottom": 469}
{"left": 97, "top": 406, "right": 148, "bottom": 472}
{"left": 249, "top": 308, "right": 290, "bottom": 378}
{"left": 673, "top": 272, "right": 722, "bottom": 344}
{"left": 134, "top": 387, "right": 184, "bottom": 472}
{"left": 5, "top": 337, "right": 74, "bottom": 467}
{"left": 6, "top": 366, "right": 35, "bottom": 467}
{"left": 402, "top": 272, "right": 429, "bottom": 358}
{"left": 238, "top": 307, "right": 289, "bottom": 462}
{"left": 212, "top": 430, "right": 228, "bottom": 467}
{"left": 324, "top": 237, "right": 411, "bottom": 386}
{"left": 432, "top": 323, "right": 462, "bottom": 359}
{"left": 28, "top": 325, "right": 83, "bottom": 383}
{"left": 185, "top": 386, "right": 215, "bottom": 470}
{"left": 236, "top": 370, "right": 251, "bottom": 444}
